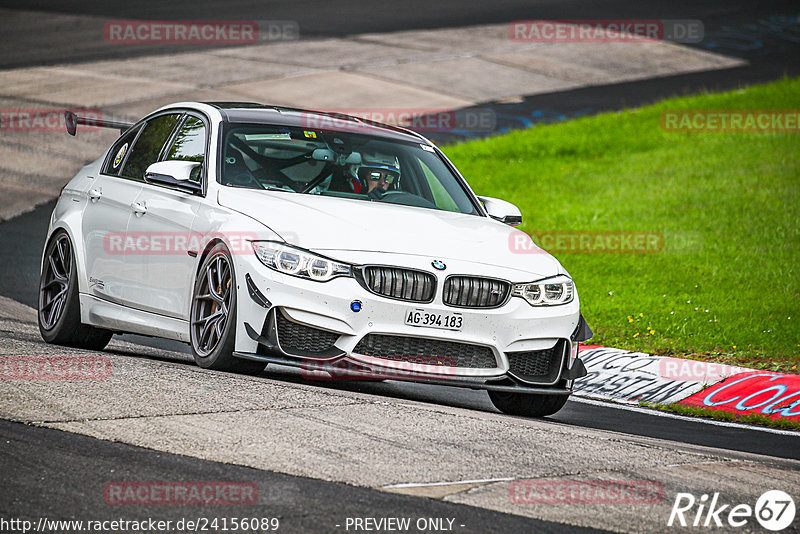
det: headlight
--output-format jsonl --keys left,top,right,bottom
{"left": 251, "top": 241, "right": 351, "bottom": 282}
{"left": 511, "top": 275, "right": 574, "bottom": 306}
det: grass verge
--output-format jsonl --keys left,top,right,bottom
{"left": 444, "top": 77, "right": 800, "bottom": 372}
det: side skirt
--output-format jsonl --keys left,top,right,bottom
{"left": 79, "top": 293, "right": 189, "bottom": 342}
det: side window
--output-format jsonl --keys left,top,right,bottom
{"left": 104, "top": 125, "right": 141, "bottom": 177}
{"left": 120, "top": 113, "right": 182, "bottom": 181}
{"left": 165, "top": 116, "right": 206, "bottom": 183}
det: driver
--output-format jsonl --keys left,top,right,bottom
{"left": 349, "top": 152, "right": 401, "bottom": 197}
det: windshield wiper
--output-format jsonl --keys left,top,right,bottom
{"left": 262, "top": 185, "right": 295, "bottom": 193}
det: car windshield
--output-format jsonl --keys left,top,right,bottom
{"left": 219, "top": 123, "right": 478, "bottom": 214}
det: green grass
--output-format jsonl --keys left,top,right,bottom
{"left": 639, "top": 401, "right": 800, "bottom": 431}
{"left": 443, "top": 77, "right": 800, "bottom": 372}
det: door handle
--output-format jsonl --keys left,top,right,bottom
{"left": 88, "top": 188, "right": 102, "bottom": 202}
{"left": 131, "top": 201, "right": 147, "bottom": 216}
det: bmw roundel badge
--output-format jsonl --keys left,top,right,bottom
{"left": 432, "top": 260, "right": 446, "bottom": 270}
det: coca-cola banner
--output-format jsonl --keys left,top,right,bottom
{"left": 677, "top": 371, "right": 800, "bottom": 421}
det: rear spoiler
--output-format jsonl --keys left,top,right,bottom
{"left": 65, "top": 111, "right": 133, "bottom": 136}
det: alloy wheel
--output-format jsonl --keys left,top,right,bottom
{"left": 191, "top": 254, "right": 233, "bottom": 357}
{"left": 39, "top": 234, "right": 72, "bottom": 330}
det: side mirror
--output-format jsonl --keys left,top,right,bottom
{"left": 477, "top": 196, "right": 523, "bottom": 226}
{"left": 144, "top": 161, "right": 202, "bottom": 194}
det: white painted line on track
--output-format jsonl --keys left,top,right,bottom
{"left": 383, "top": 477, "right": 514, "bottom": 489}
{"left": 569, "top": 396, "right": 800, "bottom": 437}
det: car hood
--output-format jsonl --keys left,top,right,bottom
{"left": 218, "top": 188, "right": 563, "bottom": 278}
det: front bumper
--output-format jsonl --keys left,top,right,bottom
{"left": 232, "top": 251, "right": 588, "bottom": 393}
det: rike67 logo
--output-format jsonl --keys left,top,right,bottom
{"left": 668, "top": 490, "right": 795, "bottom": 531}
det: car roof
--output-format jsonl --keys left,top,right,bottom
{"left": 204, "top": 102, "right": 429, "bottom": 144}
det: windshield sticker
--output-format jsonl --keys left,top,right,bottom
{"left": 420, "top": 144, "right": 435, "bottom": 152}
{"left": 243, "top": 133, "right": 292, "bottom": 140}
{"left": 303, "top": 131, "right": 318, "bottom": 139}
{"left": 113, "top": 143, "right": 128, "bottom": 168}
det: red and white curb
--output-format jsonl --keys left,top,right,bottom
{"left": 574, "top": 346, "right": 800, "bottom": 423}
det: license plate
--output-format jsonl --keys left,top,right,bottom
{"left": 404, "top": 309, "right": 463, "bottom": 331}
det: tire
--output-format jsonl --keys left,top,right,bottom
{"left": 38, "top": 230, "right": 112, "bottom": 350}
{"left": 488, "top": 390, "right": 569, "bottom": 417}
{"left": 190, "top": 243, "right": 265, "bottom": 375}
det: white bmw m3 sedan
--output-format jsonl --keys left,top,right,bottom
{"left": 39, "top": 102, "right": 591, "bottom": 417}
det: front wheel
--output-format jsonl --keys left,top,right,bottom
{"left": 190, "top": 244, "right": 265, "bottom": 375}
{"left": 488, "top": 390, "right": 569, "bottom": 417}
{"left": 38, "top": 230, "right": 112, "bottom": 350}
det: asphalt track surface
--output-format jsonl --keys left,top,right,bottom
{"left": 1, "top": 0, "right": 798, "bottom": 68}
{"left": 0, "top": 0, "right": 798, "bottom": 466}
{"left": 0, "top": 201, "right": 797, "bottom": 463}
{"left": 2, "top": 419, "right": 609, "bottom": 534}
{"left": 2, "top": 1, "right": 798, "bottom": 145}
{"left": 1, "top": 2, "right": 799, "bottom": 531}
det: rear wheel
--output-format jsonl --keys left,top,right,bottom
{"left": 488, "top": 390, "right": 569, "bottom": 417}
{"left": 38, "top": 230, "right": 112, "bottom": 350}
{"left": 190, "top": 244, "right": 265, "bottom": 375}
